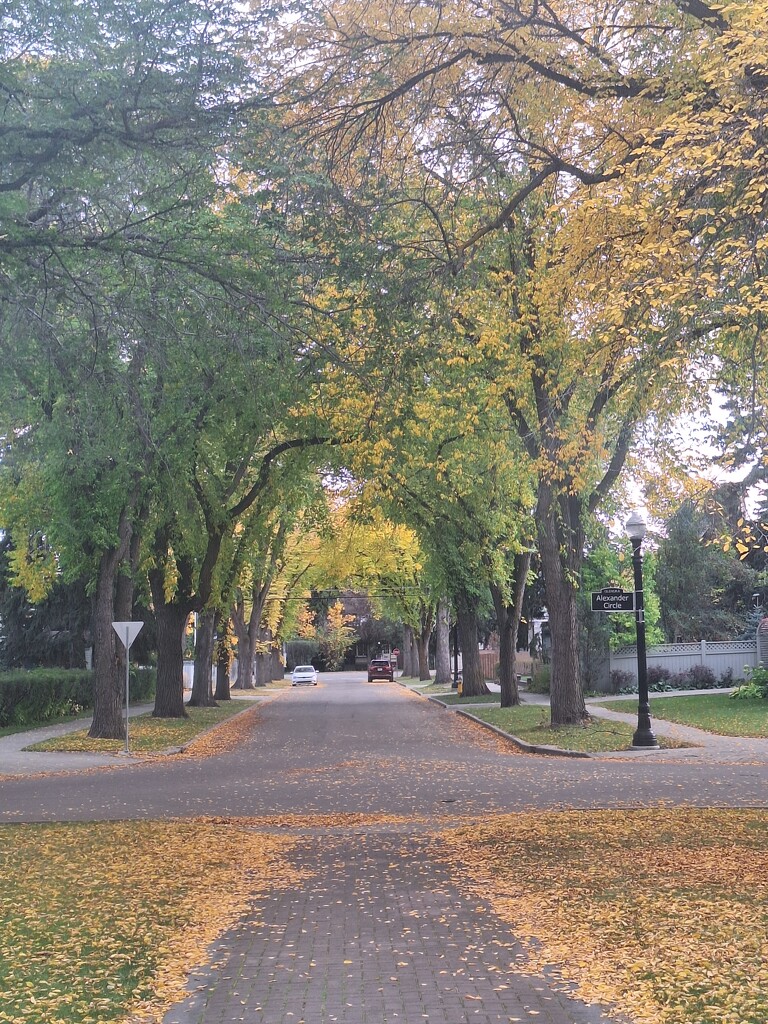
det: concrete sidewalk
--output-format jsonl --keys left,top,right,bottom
{"left": 0, "top": 704, "right": 156, "bottom": 776}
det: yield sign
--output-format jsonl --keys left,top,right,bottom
{"left": 112, "top": 621, "right": 144, "bottom": 649}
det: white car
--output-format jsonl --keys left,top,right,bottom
{"left": 291, "top": 664, "right": 318, "bottom": 686}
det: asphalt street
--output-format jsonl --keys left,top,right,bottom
{"left": 1, "top": 672, "right": 766, "bottom": 823}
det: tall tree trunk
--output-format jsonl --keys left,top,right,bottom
{"left": 88, "top": 547, "right": 124, "bottom": 739}
{"left": 271, "top": 648, "right": 284, "bottom": 680}
{"left": 149, "top": 566, "right": 189, "bottom": 719}
{"left": 491, "top": 553, "right": 531, "bottom": 709}
{"left": 456, "top": 590, "right": 489, "bottom": 697}
{"left": 253, "top": 628, "right": 273, "bottom": 686}
{"left": 213, "top": 617, "right": 232, "bottom": 701}
{"left": 537, "top": 485, "right": 588, "bottom": 725}
{"left": 416, "top": 631, "right": 431, "bottom": 681}
{"left": 434, "top": 598, "right": 451, "bottom": 687}
{"left": 189, "top": 608, "right": 217, "bottom": 707}
{"left": 402, "top": 625, "right": 418, "bottom": 678}
{"left": 417, "top": 605, "right": 434, "bottom": 681}
{"left": 88, "top": 512, "right": 133, "bottom": 739}
{"left": 231, "top": 595, "right": 255, "bottom": 689}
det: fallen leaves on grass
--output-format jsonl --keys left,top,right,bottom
{"left": 443, "top": 808, "right": 768, "bottom": 1024}
{"left": 27, "top": 703, "right": 254, "bottom": 756}
{"left": 469, "top": 705, "right": 690, "bottom": 752}
{"left": 0, "top": 819, "right": 302, "bottom": 1024}
{"left": 599, "top": 693, "right": 768, "bottom": 738}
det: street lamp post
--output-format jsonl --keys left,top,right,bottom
{"left": 625, "top": 511, "right": 659, "bottom": 749}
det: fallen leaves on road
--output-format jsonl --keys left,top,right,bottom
{"left": 443, "top": 807, "right": 768, "bottom": 1024}
{"left": 174, "top": 702, "right": 262, "bottom": 758}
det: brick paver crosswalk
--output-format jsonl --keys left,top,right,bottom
{"left": 163, "top": 829, "right": 627, "bottom": 1024}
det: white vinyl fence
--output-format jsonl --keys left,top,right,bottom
{"left": 609, "top": 639, "right": 759, "bottom": 685}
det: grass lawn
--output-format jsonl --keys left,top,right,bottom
{"left": 597, "top": 692, "right": 768, "bottom": 737}
{"left": 468, "top": 703, "right": 688, "bottom": 752}
{"left": 446, "top": 807, "right": 768, "bottom": 1024}
{"left": 26, "top": 701, "right": 251, "bottom": 753}
{"left": 403, "top": 680, "right": 457, "bottom": 694}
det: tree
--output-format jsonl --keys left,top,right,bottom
{"left": 318, "top": 600, "right": 358, "bottom": 669}
{"left": 661, "top": 497, "right": 762, "bottom": 640}
{"left": 266, "top": 0, "right": 768, "bottom": 723}
{"left": 0, "top": 0, "right": 280, "bottom": 736}
{"left": 0, "top": 533, "right": 89, "bottom": 669}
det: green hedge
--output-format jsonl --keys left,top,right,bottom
{"left": 528, "top": 664, "right": 551, "bottom": 694}
{"left": 130, "top": 667, "right": 156, "bottom": 703}
{"left": 0, "top": 669, "right": 93, "bottom": 727}
{"left": 0, "top": 667, "right": 156, "bottom": 728}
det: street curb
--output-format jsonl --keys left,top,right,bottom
{"left": 425, "top": 694, "right": 592, "bottom": 758}
{"left": 174, "top": 695, "right": 278, "bottom": 755}
{"left": 455, "top": 708, "right": 593, "bottom": 758}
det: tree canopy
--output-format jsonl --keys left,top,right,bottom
{"left": 2, "top": 0, "right": 767, "bottom": 726}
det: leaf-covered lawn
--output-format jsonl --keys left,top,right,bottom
{"left": 598, "top": 693, "right": 768, "bottom": 737}
{"left": 0, "top": 818, "right": 299, "bottom": 1024}
{"left": 3, "top": 810, "right": 767, "bottom": 1024}
{"left": 469, "top": 704, "right": 688, "bottom": 752}
{"left": 445, "top": 808, "right": 768, "bottom": 1024}
{"left": 26, "top": 702, "right": 253, "bottom": 754}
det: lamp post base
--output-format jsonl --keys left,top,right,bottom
{"left": 631, "top": 730, "right": 659, "bottom": 749}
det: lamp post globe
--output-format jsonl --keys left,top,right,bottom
{"left": 625, "top": 510, "right": 658, "bottom": 749}
{"left": 625, "top": 510, "right": 647, "bottom": 543}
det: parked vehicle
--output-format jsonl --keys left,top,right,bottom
{"left": 291, "top": 664, "right": 318, "bottom": 686}
{"left": 367, "top": 658, "right": 394, "bottom": 682}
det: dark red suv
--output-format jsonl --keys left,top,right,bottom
{"left": 367, "top": 658, "right": 394, "bottom": 682}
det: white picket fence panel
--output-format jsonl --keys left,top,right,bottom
{"left": 609, "top": 639, "right": 759, "bottom": 683}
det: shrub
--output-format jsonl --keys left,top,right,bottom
{"left": 528, "top": 665, "right": 551, "bottom": 694}
{"left": 609, "top": 669, "right": 635, "bottom": 694}
{"left": 647, "top": 665, "right": 672, "bottom": 687}
{"left": 730, "top": 666, "right": 768, "bottom": 700}
{"left": 684, "top": 664, "right": 718, "bottom": 690}
{"left": 0, "top": 669, "right": 93, "bottom": 728}
{"left": 131, "top": 667, "right": 156, "bottom": 702}
{"left": 719, "top": 668, "right": 735, "bottom": 688}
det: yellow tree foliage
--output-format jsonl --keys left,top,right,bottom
{"left": 266, "top": 0, "right": 768, "bottom": 722}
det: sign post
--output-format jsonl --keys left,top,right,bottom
{"left": 112, "top": 621, "right": 144, "bottom": 754}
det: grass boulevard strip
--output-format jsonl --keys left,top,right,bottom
{"left": 420, "top": 687, "right": 768, "bottom": 750}
{"left": 1, "top": 685, "right": 767, "bottom": 1024}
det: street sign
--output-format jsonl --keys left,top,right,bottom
{"left": 111, "top": 621, "right": 144, "bottom": 754}
{"left": 112, "top": 621, "right": 144, "bottom": 649}
{"left": 591, "top": 587, "right": 635, "bottom": 612}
